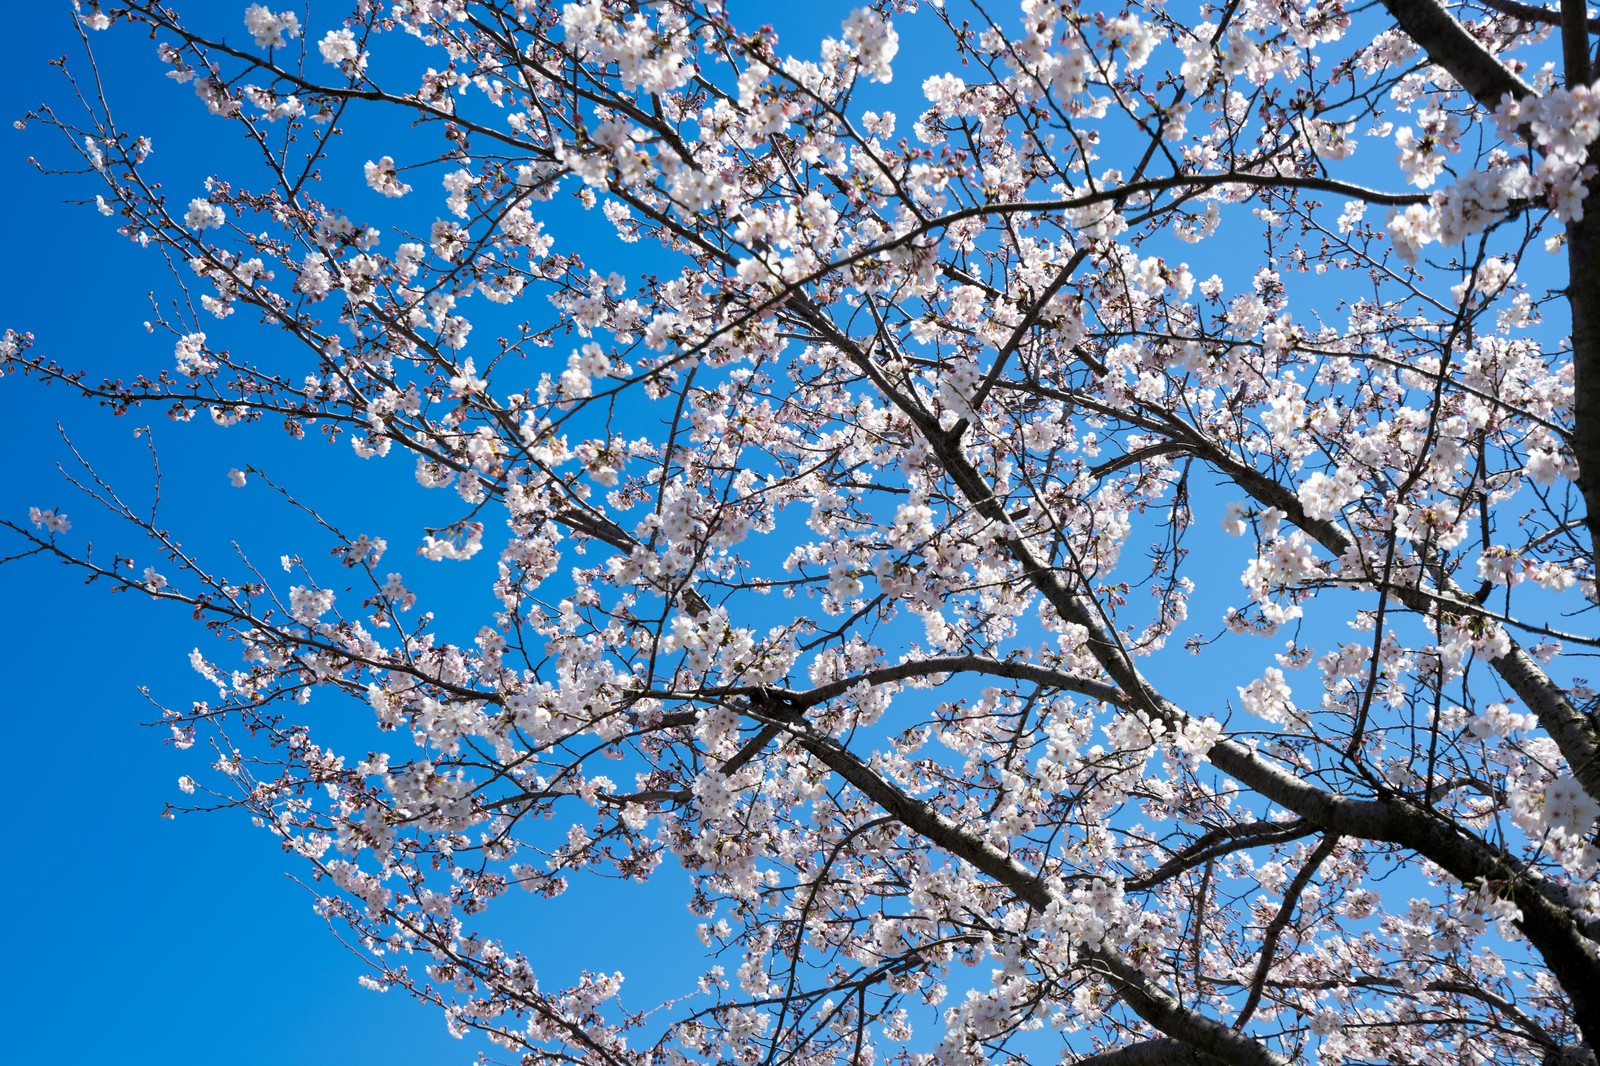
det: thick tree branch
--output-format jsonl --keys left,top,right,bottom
{"left": 1071, "top": 1040, "right": 1226, "bottom": 1066}
{"left": 1379, "top": 0, "right": 1535, "bottom": 106}
{"left": 1560, "top": 0, "right": 1593, "bottom": 85}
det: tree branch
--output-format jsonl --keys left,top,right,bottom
{"left": 1379, "top": 0, "right": 1535, "bottom": 107}
{"left": 1070, "top": 1041, "right": 1226, "bottom": 1066}
{"left": 1474, "top": 0, "right": 1600, "bottom": 33}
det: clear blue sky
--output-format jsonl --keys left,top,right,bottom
{"left": 0, "top": 7, "right": 509, "bottom": 1064}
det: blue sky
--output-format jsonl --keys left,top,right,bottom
{"left": 0, "top": 7, "right": 502, "bottom": 1064}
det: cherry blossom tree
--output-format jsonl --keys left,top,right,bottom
{"left": 6, "top": 0, "right": 1600, "bottom": 1063}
